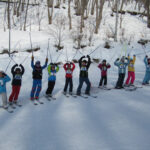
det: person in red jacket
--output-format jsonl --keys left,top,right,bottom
{"left": 98, "top": 59, "right": 111, "bottom": 87}
{"left": 63, "top": 62, "right": 75, "bottom": 94}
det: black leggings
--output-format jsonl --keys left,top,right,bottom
{"left": 46, "top": 81, "right": 55, "bottom": 95}
{"left": 116, "top": 73, "right": 125, "bottom": 88}
{"left": 64, "top": 78, "right": 73, "bottom": 92}
{"left": 99, "top": 76, "right": 107, "bottom": 86}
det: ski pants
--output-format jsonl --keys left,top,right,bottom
{"left": 64, "top": 78, "right": 73, "bottom": 92}
{"left": 125, "top": 71, "right": 135, "bottom": 85}
{"left": 116, "top": 73, "right": 125, "bottom": 88}
{"left": 46, "top": 81, "right": 55, "bottom": 95}
{"left": 99, "top": 76, "right": 107, "bottom": 86}
{"left": 143, "top": 72, "right": 150, "bottom": 84}
{"left": 30, "top": 79, "right": 42, "bottom": 98}
{"left": 0, "top": 93, "right": 7, "bottom": 107}
{"left": 9, "top": 85, "right": 21, "bottom": 102}
{"left": 77, "top": 77, "right": 91, "bottom": 94}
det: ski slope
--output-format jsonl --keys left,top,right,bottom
{"left": 0, "top": 46, "right": 150, "bottom": 150}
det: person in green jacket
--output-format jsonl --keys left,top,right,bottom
{"left": 46, "top": 63, "right": 59, "bottom": 96}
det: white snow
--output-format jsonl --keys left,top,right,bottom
{"left": 0, "top": 1, "right": 150, "bottom": 150}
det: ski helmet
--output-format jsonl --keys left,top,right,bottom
{"left": 15, "top": 67, "right": 21, "bottom": 72}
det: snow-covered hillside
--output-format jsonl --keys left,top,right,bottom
{"left": 0, "top": 1, "right": 150, "bottom": 150}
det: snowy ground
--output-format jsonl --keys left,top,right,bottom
{"left": 0, "top": 1, "right": 150, "bottom": 150}
{"left": 0, "top": 45, "right": 150, "bottom": 150}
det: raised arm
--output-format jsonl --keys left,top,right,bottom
{"left": 31, "top": 56, "right": 34, "bottom": 69}
{"left": 144, "top": 56, "right": 148, "bottom": 65}
{"left": 114, "top": 58, "right": 119, "bottom": 66}
{"left": 71, "top": 63, "right": 75, "bottom": 71}
{"left": 79, "top": 56, "right": 85, "bottom": 68}
{"left": 20, "top": 64, "right": 25, "bottom": 75}
{"left": 87, "top": 55, "right": 91, "bottom": 69}
{"left": 11, "top": 64, "right": 18, "bottom": 74}
{"left": 42, "top": 58, "right": 48, "bottom": 70}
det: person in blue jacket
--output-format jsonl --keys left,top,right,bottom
{"left": 143, "top": 55, "right": 150, "bottom": 85}
{"left": 30, "top": 56, "right": 48, "bottom": 100}
{"left": 46, "top": 63, "right": 59, "bottom": 96}
{"left": 114, "top": 56, "right": 129, "bottom": 89}
{"left": 0, "top": 71, "right": 11, "bottom": 109}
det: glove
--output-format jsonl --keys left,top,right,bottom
{"left": 31, "top": 56, "right": 34, "bottom": 60}
{"left": 128, "top": 54, "right": 130, "bottom": 57}
{"left": 81, "top": 56, "right": 85, "bottom": 59}
{"left": 146, "top": 55, "right": 148, "bottom": 58}
{"left": 116, "top": 58, "right": 119, "bottom": 61}
{"left": 46, "top": 58, "right": 48, "bottom": 62}
{"left": 54, "top": 63, "right": 57, "bottom": 66}
{"left": 70, "top": 62, "right": 73, "bottom": 65}
{"left": 87, "top": 55, "right": 90, "bottom": 58}
{"left": 2, "top": 73, "right": 6, "bottom": 77}
{"left": 125, "top": 57, "right": 128, "bottom": 60}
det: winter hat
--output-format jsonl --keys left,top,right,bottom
{"left": 102, "top": 59, "right": 106, "bottom": 63}
{"left": 35, "top": 61, "right": 40, "bottom": 65}
{"left": 82, "top": 59, "right": 87, "bottom": 63}
{"left": 15, "top": 67, "right": 21, "bottom": 72}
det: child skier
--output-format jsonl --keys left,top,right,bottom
{"left": 125, "top": 55, "right": 136, "bottom": 86}
{"left": 9, "top": 64, "right": 25, "bottom": 104}
{"left": 0, "top": 71, "right": 11, "bottom": 109}
{"left": 142, "top": 55, "right": 150, "bottom": 85}
{"left": 114, "top": 56, "right": 129, "bottom": 89}
{"left": 46, "top": 63, "right": 59, "bottom": 96}
{"left": 77, "top": 55, "right": 91, "bottom": 95}
{"left": 98, "top": 59, "right": 111, "bottom": 88}
{"left": 30, "top": 56, "right": 48, "bottom": 100}
{"left": 63, "top": 62, "right": 75, "bottom": 94}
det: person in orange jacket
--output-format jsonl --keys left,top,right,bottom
{"left": 125, "top": 54, "right": 136, "bottom": 86}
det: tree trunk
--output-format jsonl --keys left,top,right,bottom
{"left": 24, "top": 0, "right": 29, "bottom": 31}
{"left": 147, "top": 0, "right": 150, "bottom": 28}
{"left": 68, "top": 0, "right": 72, "bottom": 30}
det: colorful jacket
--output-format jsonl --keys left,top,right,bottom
{"left": 144, "top": 57, "right": 150, "bottom": 72}
{"left": 114, "top": 59, "right": 129, "bottom": 74}
{"left": 11, "top": 64, "right": 25, "bottom": 86}
{"left": 128, "top": 55, "right": 136, "bottom": 72}
{"left": 79, "top": 56, "right": 91, "bottom": 78}
{"left": 98, "top": 63, "right": 111, "bottom": 76}
{"left": 47, "top": 65, "right": 59, "bottom": 81}
{"left": 0, "top": 75, "right": 11, "bottom": 93}
{"left": 64, "top": 63, "right": 75, "bottom": 78}
{"left": 31, "top": 60, "right": 48, "bottom": 80}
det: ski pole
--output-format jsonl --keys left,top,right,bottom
{"left": 65, "top": 47, "right": 69, "bottom": 62}
{"left": 88, "top": 44, "right": 101, "bottom": 56}
{"left": 5, "top": 58, "right": 12, "bottom": 72}
{"left": 48, "top": 39, "right": 52, "bottom": 62}
{"left": 29, "top": 32, "right": 33, "bottom": 56}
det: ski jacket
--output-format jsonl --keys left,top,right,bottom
{"left": 31, "top": 60, "right": 48, "bottom": 80}
{"left": 63, "top": 63, "right": 75, "bottom": 78}
{"left": 98, "top": 63, "right": 111, "bottom": 76}
{"left": 128, "top": 55, "right": 136, "bottom": 72}
{"left": 114, "top": 59, "right": 129, "bottom": 74}
{"left": 0, "top": 75, "right": 11, "bottom": 93}
{"left": 47, "top": 65, "right": 59, "bottom": 81}
{"left": 11, "top": 64, "right": 25, "bottom": 86}
{"left": 144, "top": 56, "right": 150, "bottom": 72}
{"left": 79, "top": 56, "right": 91, "bottom": 78}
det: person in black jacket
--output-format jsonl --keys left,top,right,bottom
{"left": 9, "top": 64, "right": 25, "bottom": 104}
{"left": 77, "top": 55, "right": 91, "bottom": 95}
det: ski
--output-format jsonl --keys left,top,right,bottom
{"left": 0, "top": 106, "right": 14, "bottom": 113}
{"left": 98, "top": 87, "right": 111, "bottom": 90}
{"left": 9, "top": 104, "right": 16, "bottom": 109}
{"left": 14, "top": 103, "right": 22, "bottom": 107}
{"left": 5, "top": 108, "right": 14, "bottom": 113}
{"left": 36, "top": 100, "right": 44, "bottom": 104}
{"left": 69, "top": 94, "right": 77, "bottom": 98}
{"left": 44, "top": 95, "right": 51, "bottom": 101}
{"left": 76, "top": 94, "right": 88, "bottom": 99}
{"left": 88, "top": 95, "right": 97, "bottom": 98}
{"left": 63, "top": 93, "right": 70, "bottom": 98}
{"left": 30, "top": 100, "right": 38, "bottom": 105}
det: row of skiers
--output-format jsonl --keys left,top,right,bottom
{"left": 0, "top": 54, "right": 150, "bottom": 109}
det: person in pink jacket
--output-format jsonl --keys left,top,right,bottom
{"left": 98, "top": 59, "right": 111, "bottom": 87}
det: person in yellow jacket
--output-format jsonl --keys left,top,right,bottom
{"left": 45, "top": 63, "right": 59, "bottom": 96}
{"left": 125, "top": 54, "right": 136, "bottom": 86}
